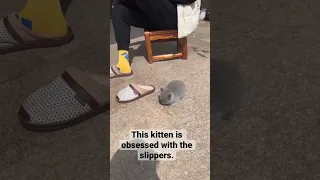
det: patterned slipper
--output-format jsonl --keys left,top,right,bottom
{"left": 18, "top": 67, "right": 108, "bottom": 132}
{"left": 116, "top": 84, "right": 155, "bottom": 103}
{"left": 0, "top": 13, "right": 74, "bottom": 54}
{"left": 110, "top": 65, "right": 133, "bottom": 79}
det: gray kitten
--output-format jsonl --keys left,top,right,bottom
{"left": 159, "top": 80, "right": 186, "bottom": 105}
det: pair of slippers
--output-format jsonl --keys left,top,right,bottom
{"left": 110, "top": 66, "right": 156, "bottom": 103}
{"left": 1, "top": 14, "right": 154, "bottom": 132}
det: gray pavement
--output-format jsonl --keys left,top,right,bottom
{"left": 0, "top": 1, "right": 210, "bottom": 180}
{"left": 212, "top": 0, "right": 320, "bottom": 179}
{"left": 110, "top": 21, "right": 210, "bottom": 180}
{"left": 0, "top": 0, "right": 109, "bottom": 179}
{"left": 2, "top": 0, "right": 319, "bottom": 180}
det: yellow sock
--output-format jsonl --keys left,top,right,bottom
{"left": 116, "top": 50, "right": 131, "bottom": 73}
{"left": 18, "top": 0, "right": 68, "bottom": 37}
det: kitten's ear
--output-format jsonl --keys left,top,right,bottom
{"left": 168, "top": 93, "right": 174, "bottom": 101}
{"left": 160, "top": 88, "right": 164, "bottom": 92}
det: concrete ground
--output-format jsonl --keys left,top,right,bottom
{"left": 212, "top": 0, "right": 320, "bottom": 179}
{"left": 0, "top": 1, "right": 210, "bottom": 180}
{"left": 3, "top": 0, "right": 319, "bottom": 179}
{"left": 0, "top": 1, "right": 110, "bottom": 179}
{"left": 110, "top": 21, "right": 210, "bottom": 180}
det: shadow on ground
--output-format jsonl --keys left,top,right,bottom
{"left": 211, "top": 58, "right": 247, "bottom": 125}
{"left": 212, "top": 0, "right": 320, "bottom": 179}
{"left": 110, "top": 140, "right": 160, "bottom": 180}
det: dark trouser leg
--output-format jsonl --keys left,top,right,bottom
{"left": 134, "top": 0, "right": 177, "bottom": 30}
{"left": 112, "top": 0, "right": 177, "bottom": 50}
{"left": 60, "top": 0, "right": 74, "bottom": 16}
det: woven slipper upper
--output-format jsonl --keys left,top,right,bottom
{"left": 22, "top": 76, "right": 92, "bottom": 125}
{"left": 0, "top": 17, "right": 18, "bottom": 49}
{"left": 20, "top": 68, "right": 108, "bottom": 126}
{"left": 117, "top": 86, "right": 139, "bottom": 101}
{"left": 116, "top": 84, "right": 155, "bottom": 102}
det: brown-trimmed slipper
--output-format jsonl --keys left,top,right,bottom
{"left": 18, "top": 67, "right": 108, "bottom": 132}
{"left": 116, "top": 83, "right": 155, "bottom": 103}
{"left": 0, "top": 13, "right": 74, "bottom": 54}
{"left": 110, "top": 65, "right": 133, "bottom": 79}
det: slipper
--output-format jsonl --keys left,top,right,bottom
{"left": 0, "top": 13, "right": 74, "bottom": 54}
{"left": 18, "top": 67, "right": 108, "bottom": 132}
{"left": 110, "top": 65, "right": 133, "bottom": 79}
{"left": 116, "top": 83, "right": 155, "bottom": 103}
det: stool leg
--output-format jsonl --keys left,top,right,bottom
{"left": 181, "top": 37, "right": 188, "bottom": 60}
{"left": 144, "top": 32, "right": 153, "bottom": 64}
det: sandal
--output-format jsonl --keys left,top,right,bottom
{"left": 116, "top": 83, "right": 155, "bottom": 103}
{"left": 0, "top": 13, "right": 74, "bottom": 54}
{"left": 110, "top": 65, "right": 133, "bottom": 79}
{"left": 18, "top": 67, "right": 108, "bottom": 132}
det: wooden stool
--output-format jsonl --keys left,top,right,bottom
{"left": 143, "top": 30, "right": 188, "bottom": 64}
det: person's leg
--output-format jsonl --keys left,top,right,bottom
{"left": 112, "top": 1, "right": 156, "bottom": 74}
{"left": 111, "top": 0, "right": 177, "bottom": 74}
{"left": 134, "top": 0, "right": 178, "bottom": 31}
{"left": 18, "top": 0, "right": 68, "bottom": 37}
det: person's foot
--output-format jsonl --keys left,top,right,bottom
{"left": 110, "top": 50, "right": 133, "bottom": 78}
{"left": 0, "top": 13, "right": 73, "bottom": 54}
{"left": 18, "top": 0, "right": 68, "bottom": 37}
{"left": 0, "top": 0, "right": 73, "bottom": 54}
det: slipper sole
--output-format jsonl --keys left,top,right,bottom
{"left": 110, "top": 71, "right": 133, "bottom": 79}
{"left": 110, "top": 66, "right": 133, "bottom": 79}
{"left": 18, "top": 104, "right": 108, "bottom": 132}
{"left": 0, "top": 27, "right": 74, "bottom": 54}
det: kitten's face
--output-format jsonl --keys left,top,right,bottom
{"left": 159, "top": 88, "right": 174, "bottom": 105}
